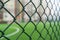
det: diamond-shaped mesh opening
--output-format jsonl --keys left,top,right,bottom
{"left": 25, "top": 2, "right": 35, "bottom": 16}
{"left": 45, "top": 7, "right": 50, "bottom": 16}
{"left": 45, "top": 21, "right": 50, "bottom": 29}
{"left": 25, "top": 22, "right": 35, "bottom": 35}
{"left": 55, "top": 11, "right": 58, "bottom": 16}
{"left": 53, "top": 15, "right": 56, "bottom": 21}
{"left": 51, "top": 21, "right": 54, "bottom": 27}
{"left": 41, "top": 29, "right": 47, "bottom": 38}
{"left": 57, "top": 16, "right": 59, "bottom": 21}
{"left": 31, "top": 13, "right": 40, "bottom": 22}
{"left": 37, "top": 5, "right": 44, "bottom": 16}
{"left": 37, "top": 22, "right": 44, "bottom": 32}
{"left": 48, "top": 27, "right": 52, "bottom": 35}
{"left": 48, "top": 15, "right": 52, "bottom": 21}
{"left": 51, "top": 9, "right": 55, "bottom": 15}
{"left": 57, "top": 6, "right": 59, "bottom": 11}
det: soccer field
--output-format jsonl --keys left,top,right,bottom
{"left": 0, "top": 21, "right": 60, "bottom": 40}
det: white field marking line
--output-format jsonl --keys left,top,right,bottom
{"left": 1, "top": 27, "right": 20, "bottom": 39}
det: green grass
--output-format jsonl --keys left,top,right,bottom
{"left": 0, "top": 21, "right": 60, "bottom": 40}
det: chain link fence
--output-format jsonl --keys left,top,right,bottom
{"left": 0, "top": 0, "right": 60, "bottom": 40}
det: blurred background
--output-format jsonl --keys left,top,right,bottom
{"left": 0, "top": 0, "right": 60, "bottom": 23}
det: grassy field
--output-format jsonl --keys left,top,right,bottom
{"left": 0, "top": 21, "right": 60, "bottom": 40}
